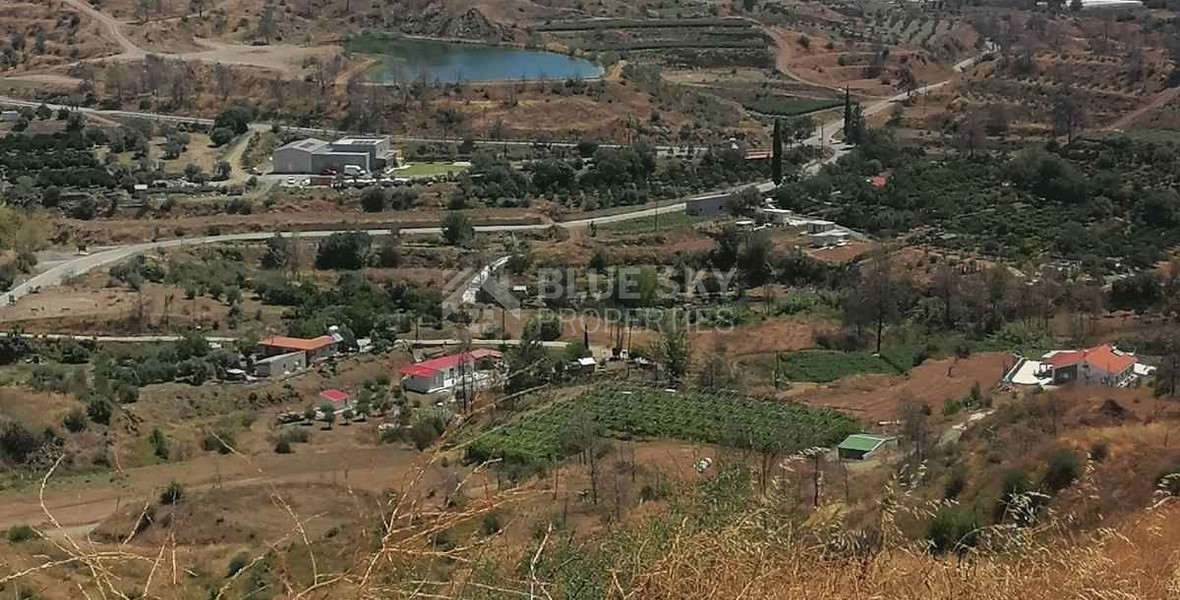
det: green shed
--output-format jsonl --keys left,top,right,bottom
{"left": 837, "top": 434, "right": 896, "bottom": 460}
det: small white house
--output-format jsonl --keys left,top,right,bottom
{"left": 399, "top": 349, "right": 503, "bottom": 394}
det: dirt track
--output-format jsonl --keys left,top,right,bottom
{"left": 0, "top": 443, "right": 450, "bottom": 534}
{"left": 1105, "top": 86, "right": 1180, "bottom": 131}
{"left": 53, "top": 0, "right": 340, "bottom": 78}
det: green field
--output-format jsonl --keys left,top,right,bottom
{"left": 777, "top": 347, "right": 919, "bottom": 383}
{"left": 465, "top": 385, "right": 859, "bottom": 466}
{"left": 393, "top": 162, "right": 469, "bottom": 178}
{"left": 742, "top": 97, "right": 842, "bottom": 117}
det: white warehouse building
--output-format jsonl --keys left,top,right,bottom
{"left": 272, "top": 136, "right": 396, "bottom": 175}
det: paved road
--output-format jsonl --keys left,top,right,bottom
{"left": 3, "top": 192, "right": 705, "bottom": 303}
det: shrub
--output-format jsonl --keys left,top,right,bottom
{"left": 1043, "top": 448, "right": 1080, "bottom": 493}
{"left": 274, "top": 438, "right": 293, "bottom": 454}
{"left": 159, "top": 480, "right": 184, "bottom": 505}
{"left": 926, "top": 507, "right": 979, "bottom": 556}
{"left": 1089, "top": 441, "right": 1109, "bottom": 463}
{"left": 944, "top": 465, "right": 967, "bottom": 500}
{"left": 480, "top": 512, "right": 503, "bottom": 536}
{"left": 995, "top": 468, "right": 1038, "bottom": 524}
{"left": 6, "top": 524, "right": 36, "bottom": 543}
{"left": 201, "top": 430, "right": 234, "bottom": 454}
{"left": 226, "top": 553, "right": 249, "bottom": 578}
{"left": 360, "top": 187, "right": 387, "bottom": 212}
{"left": 210, "top": 126, "right": 235, "bottom": 147}
{"left": 62, "top": 408, "right": 87, "bottom": 433}
{"left": 279, "top": 427, "right": 310, "bottom": 444}
{"left": 409, "top": 413, "right": 447, "bottom": 450}
{"left": 149, "top": 428, "right": 169, "bottom": 460}
{"left": 431, "top": 529, "right": 456, "bottom": 550}
{"left": 0, "top": 422, "right": 41, "bottom": 463}
{"left": 441, "top": 211, "right": 474, "bottom": 246}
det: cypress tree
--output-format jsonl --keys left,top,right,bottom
{"left": 843, "top": 86, "right": 852, "bottom": 131}
{"left": 771, "top": 118, "right": 783, "bottom": 184}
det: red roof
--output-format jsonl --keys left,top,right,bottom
{"left": 1043, "top": 344, "right": 1135, "bottom": 374}
{"left": 259, "top": 335, "right": 334, "bottom": 352}
{"left": 399, "top": 349, "right": 502, "bottom": 378}
{"left": 868, "top": 174, "right": 889, "bottom": 188}
{"left": 319, "top": 388, "right": 349, "bottom": 403}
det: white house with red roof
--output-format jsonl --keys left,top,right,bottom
{"left": 1036, "top": 343, "right": 1142, "bottom": 387}
{"left": 399, "top": 349, "right": 503, "bottom": 394}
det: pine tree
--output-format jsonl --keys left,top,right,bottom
{"left": 771, "top": 118, "right": 783, "bottom": 185}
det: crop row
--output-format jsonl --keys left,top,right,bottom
{"left": 465, "top": 385, "right": 859, "bottom": 466}
{"left": 535, "top": 18, "right": 752, "bottom": 32}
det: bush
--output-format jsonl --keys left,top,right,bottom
{"left": 480, "top": 511, "right": 503, "bottom": 536}
{"left": 0, "top": 421, "right": 41, "bottom": 463}
{"left": 149, "top": 428, "right": 169, "bottom": 460}
{"left": 201, "top": 430, "right": 234, "bottom": 454}
{"left": 944, "top": 465, "right": 967, "bottom": 500}
{"left": 210, "top": 127, "right": 236, "bottom": 147}
{"left": 409, "top": 413, "right": 447, "bottom": 450}
{"left": 274, "top": 438, "right": 293, "bottom": 454}
{"left": 87, "top": 397, "right": 112, "bottom": 425}
{"left": 926, "top": 507, "right": 979, "bottom": 556}
{"left": 1089, "top": 441, "right": 1109, "bottom": 463}
{"left": 1043, "top": 448, "right": 1080, "bottom": 493}
{"left": 226, "top": 553, "right": 249, "bottom": 578}
{"left": 360, "top": 187, "right": 387, "bottom": 212}
{"left": 159, "top": 480, "right": 184, "bottom": 505}
{"left": 441, "top": 211, "right": 474, "bottom": 246}
{"left": 995, "top": 468, "right": 1037, "bottom": 524}
{"left": 62, "top": 408, "right": 87, "bottom": 433}
{"left": 279, "top": 427, "right": 310, "bottom": 444}
{"left": 6, "top": 524, "right": 37, "bottom": 543}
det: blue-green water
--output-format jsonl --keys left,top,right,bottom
{"left": 348, "top": 35, "right": 603, "bottom": 83}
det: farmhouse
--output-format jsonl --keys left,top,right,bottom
{"left": 399, "top": 349, "right": 503, "bottom": 394}
{"left": 254, "top": 351, "right": 306, "bottom": 378}
{"left": 257, "top": 335, "right": 337, "bottom": 364}
{"left": 1039, "top": 344, "right": 1140, "bottom": 387}
{"left": 272, "top": 136, "right": 396, "bottom": 174}
{"left": 1007, "top": 343, "right": 1151, "bottom": 388}
{"left": 837, "top": 434, "right": 897, "bottom": 460}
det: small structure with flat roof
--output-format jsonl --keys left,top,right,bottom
{"left": 837, "top": 434, "right": 897, "bottom": 460}
{"left": 254, "top": 350, "right": 306, "bottom": 378}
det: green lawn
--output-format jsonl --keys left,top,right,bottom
{"left": 393, "top": 162, "right": 469, "bottom": 178}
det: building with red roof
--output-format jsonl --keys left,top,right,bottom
{"left": 256, "top": 334, "right": 338, "bottom": 367}
{"left": 1039, "top": 343, "right": 1139, "bottom": 387}
{"left": 319, "top": 388, "right": 350, "bottom": 404}
{"left": 399, "top": 349, "right": 503, "bottom": 394}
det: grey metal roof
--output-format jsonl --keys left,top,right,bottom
{"left": 277, "top": 138, "right": 330, "bottom": 153}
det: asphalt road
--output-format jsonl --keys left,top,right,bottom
{"left": 4, "top": 192, "right": 703, "bottom": 303}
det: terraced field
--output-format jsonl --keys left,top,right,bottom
{"left": 538, "top": 17, "right": 773, "bottom": 68}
